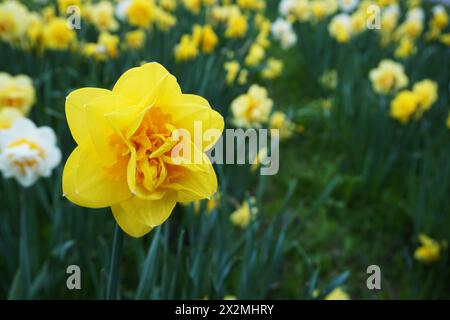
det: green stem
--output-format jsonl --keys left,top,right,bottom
{"left": 20, "top": 189, "right": 31, "bottom": 299}
{"left": 106, "top": 223, "right": 125, "bottom": 300}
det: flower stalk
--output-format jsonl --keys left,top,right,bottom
{"left": 106, "top": 223, "right": 124, "bottom": 300}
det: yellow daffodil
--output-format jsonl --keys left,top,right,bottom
{"left": 369, "top": 59, "right": 409, "bottom": 94}
{"left": 412, "top": 79, "right": 438, "bottom": 113}
{"left": 154, "top": 7, "right": 177, "bottom": 31}
{"left": 230, "top": 197, "right": 257, "bottom": 228}
{"left": 414, "top": 234, "right": 444, "bottom": 263}
{"left": 127, "top": 0, "right": 155, "bottom": 28}
{"left": 245, "top": 43, "right": 265, "bottom": 66}
{"left": 231, "top": 84, "right": 273, "bottom": 128}
{"left": 328, "top": 13, "right": 353, "bottom": 43}
{"left": 0, "top": 0, "right": 31, "bottom": 42}
{"left": 89, "top": 1, "right": 119, "bottom": 32}
{"left": 261, "top": 58, "right": 283, "bottom": 79}
{"left": 192, "top": 24, "right": 218, "bottom": 54}
{"left": 270, "top": 111, "right": 295, "bottom": 139}
{"left": 394, "top": 37, "right": 417, "bottom": 59}
{"left": 0, "top": 73, "right": 35, "bottom": 115}
{"left": 63, "top": 62, "right": 224, "bottom": 237}
{"left": 125, "top": 29, "right": 146, "bottom": 49}
{"left": 42, "top": 17, "right": 77, "bottom": 50}
{"left": 57, "top": 0, "right": 81, "bottom": 14}
{"left": 389, "top": 90, "right": 418, "bottom": 124}
{"left": 182, "top": 0, "right": 201, "bottom": 14}
{"left": 225, "top": 10, "right": 248, "bottom": 39}
{"left": 224, "top": 60, "right": 240, "bottom": 85}
{"left": 174, "top": 34, "right": 199, "bottom": 62}
{"left": 0, "top": 107, "right": 22, "bottom": 129}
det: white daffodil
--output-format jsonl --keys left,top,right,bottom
{"left": 0, "top": 118, "right": 61, "bottom": 187}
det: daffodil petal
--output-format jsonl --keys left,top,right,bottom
{"left": 65, "top": 88, "right": 111, "bottom": 144}
{"left": 111, "top": 194, "right": 177, "bottom": 235}
{"left": 168, "top": 159, "right": 218, "bottom": 202}
{"left": 85, "top": 93, "right": 135, "bottom": 165}
{"left": 63, "top": 142, "right": 132, "bottom": 208}
{"left": 166, "top": 95, "right": 224, "bottom": 151}
{"left": 111, "top": 205, "right": 152, "bottom": 238}
{"left": 112, "top": 62, "right": 171, "bottom": 106}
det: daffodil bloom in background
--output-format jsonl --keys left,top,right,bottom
{"left": 271, "top": 18, "right": 297, "bottom": 49}
{"left": 42, "top": 17, "right": 77, "bottom": 50}
{"left": 389, "top": 90, "right": 418, "bottom": 124}
{"left": 379, "top": 4, "right": 400, "bottom": 45}
{"left": 414, "top": 234, "right": 445, "bottom": 263}
{"left": 0, "top": 107, "right": 22, "bottom": 130}
{"left": 394, "top": 36, "right": 417, "bottom": 59}
{"left": 328, "top": 13, "right": 353, "bottom": 43}
{"left": 412, "top": 79, "right": 438, "bottom": 115}
{"left": 223, "top": 295, "right": 237, "bottom": 300}
{"left": 230, "top": 197, "right": 257, "bottom": 228}
{"left": 0, "top": 0, "right": 31, "bottom": 42}
{"left": 88, "top": 0, "right": 119, "bottom": 32}
{"left": 261, "top": 58, "right": 283, "bottom": 79}
{"left": 338, "top": 0, "right": 359, "bottom": 13}
{"left": 310, "top": 0, "right": 330, "bottom": 21}
{"left": 0, "top": 118, "right": 61, "bottom": 187}
{"left": 98, "top": 32, "right": 120, "bottom": 59}
{"left": 270, "top": 111, "right": 296, "bottom": 139}
{"left": 224, "top": 60, "right": 240, "bottom": 85}
{"left": 245, "top": 43, "right": 265, "bottom": 66}
{"left": 225, "top": 9, "right": 248, "bottom": 39}
{"left": 126, "top": 0, "right": 155, "bottom": 28}
{"left": 0, "top": 73, "right": 35, "bottom": 115}
{"left": 83, "top": 42, "right": 108, "bottom": 61}
{"left": 324, "top": 287, "right": 350, "bottom": 300}
{"left": 160, "top": 0, "right": 177, "bottom": 11}
{"left": 125, "top": 29, "right": 146, "bottom": 49}
{"left": 430, "top": 5, "right": 449, "bottom": 31}
{"left": 174, "top": 34, "right": 199, "bottom": 62}
{"left": 63, "top": 62, "right": 224, "bottom": 237}
{"left": 26, "top": 13, "right": 44, "bottom": 48}
{"left": 153, "top": 6, "right": 177, "bottom": 31}
{"left": 182, "top": 0, "right": 201, "bottom": 14}
{"left": 350, "top": 10, "right": 365, "bottom": 35}
{"left": 237, "top": 69, "right": 248, "bottom": 85}
{"left": 57, "top": 0, "right": 81, "bottom": 14}
{"left": 290, "top": 0, "right": 311, "bottom": 22}
{"left": 231, "top": 84, "right": 273, "bottom": 128}
{"left": 192, "top": 24, "right": 219, "bottom": 54}
{"left": 395, "top": 7, "right": 424, "bottom": 40}
{"left": 369, "top": 59, "right": 409, "bottom": 95}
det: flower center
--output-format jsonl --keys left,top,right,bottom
{"left": 130, "top": 108, "right": 177, "bottom": 192}
{"left": 7, "top": 139, "right": 46, "bottom": 174}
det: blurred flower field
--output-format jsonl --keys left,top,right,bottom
{"left": 0, "top": 0, "right": 449, "bottom": 300}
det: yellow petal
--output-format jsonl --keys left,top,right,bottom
{"left": 111, "top": 206, "right": 152, "bottom": 238}
{"left": 65, "top": 88, "right": 111, "bottom": 144}
{"left": 111, "top": 193, "right": 177, "bottom": 237}
{"left": 168, "top": 157, "right": 218, "bottom": 202}
{"left": 63, "top": 142, "right": 132, "bottom": 208}
{"left": 166, "top": 94, "right": 224, "bottom": 151}
{"left": 112, "top": 62, "right": 174, "bottom": 106}
{"left": 85, "top": 93, "right": 135, "bottom": 165}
